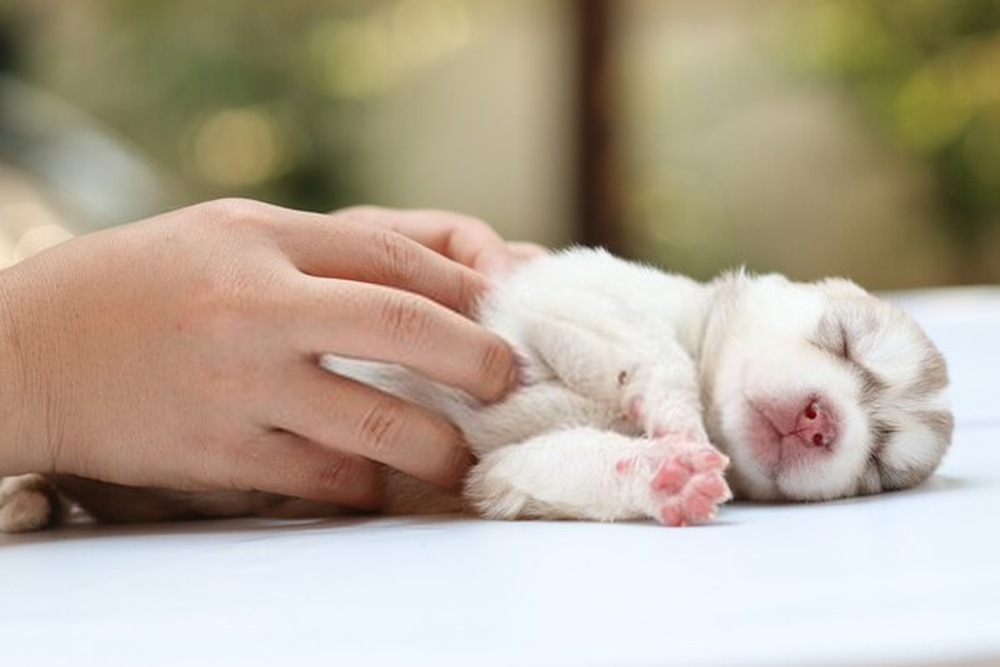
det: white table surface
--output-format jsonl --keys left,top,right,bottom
{"left": 2, "top": 288, "right": 999, "bottom": 667}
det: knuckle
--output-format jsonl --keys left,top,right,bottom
{"left": 451, "top": 211, "right": 492, "bottom": 234}
{"left": 371, "top": 229, "right": 418, "bottom": 285}
{"left": 378, "top": 294, "right": 432, "bottom": 347}
{"left": 311, "top": 455, "right": 354, "bottom": 492}
{"left": 478, "top": 337, "right": 515, "bottom": 392}
{"left": 197, "top": 197, "right": 270, "bottom": 228}
{"left": 358, "top": 398, "right": 406, "bottom": 458}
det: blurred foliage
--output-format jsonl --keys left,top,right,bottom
{"left": 777, "top": 0, "right": 1000, "bottom": 255}
{"left": 5, "top": 0, "right": 999, "bottom": 287}
{"left": 0, "top": 0, "right": 475, "bottom": 213}
{"left": 0, "top": 14, "right": 17, "bottom": 73}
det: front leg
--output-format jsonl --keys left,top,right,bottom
{"left": 465, "top": 427, "right": 731, "bottom": 526}
{"left": 523, "top": 317, "right": 709, "bottom": 442}
{"left": 619, "top": 340, "right": 709, "bottom": 443}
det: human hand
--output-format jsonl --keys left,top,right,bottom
{"left": 0, "top": 199, "right": 519, "bottom": 509}
{"left": 334, "top": 205, "right": 548, "bottom": 278}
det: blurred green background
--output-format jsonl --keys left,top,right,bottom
{"left": 1, "top": 0, "right": 999, "bottom": 288}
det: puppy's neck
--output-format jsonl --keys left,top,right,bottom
{"left": 666, "top": 278, "right": 717, "bottom": 363}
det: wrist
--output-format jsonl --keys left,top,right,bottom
{"left": 0, "top": 265, "right": 54, "bottom": 475}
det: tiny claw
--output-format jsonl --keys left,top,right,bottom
{"left": 691, "top": 451, "right": 729, "bottom": 472}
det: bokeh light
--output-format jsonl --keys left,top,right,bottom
{"left": 2, "top": 1, "right": 999, "bottom": 287}
{"left": 190, "top": 107, "right": 289, "bottom": 186}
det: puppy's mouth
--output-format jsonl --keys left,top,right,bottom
{"left": 742, "top": 394, "right": 839, "bottom": 469}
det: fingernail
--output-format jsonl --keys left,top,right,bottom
{"left": 507, "top": 358, "right": 525, "bottom": 391}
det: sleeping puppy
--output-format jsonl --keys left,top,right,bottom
{"left": 0, "top": 248, "right": 953, "bottom": 532}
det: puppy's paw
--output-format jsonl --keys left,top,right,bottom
{"left": 0, "top": 474, "right": 63, "bottom": 533}
{"left": 464, "top": 452, "right": 536, "bottom": 520}
{"left": 619, "top": 366, "right": 701, "bottom": 439}
{"left": 618, "top": 441, "right": 732, "bottom": 527}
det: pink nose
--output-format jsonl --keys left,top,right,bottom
{"left": 797, "top": 400, "right": 837, "bottom": 447}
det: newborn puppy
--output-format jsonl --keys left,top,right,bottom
{"left": 0, "top": 248, "right": 953, "bottom": 532}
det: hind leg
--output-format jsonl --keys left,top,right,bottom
{"left": 0, "top": 474, "right": 67, "bottom": 533}
{"left": 466, "top": 427, "right": 731, "bottom": 526}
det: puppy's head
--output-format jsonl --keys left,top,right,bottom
{"left": 700, "top": 271, "right": 953, "bottom": 502}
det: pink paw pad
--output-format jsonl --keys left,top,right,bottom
{"left": 649, "top": 448, "right": 731, "bottom": 527}
{"left": 691, "top": 473, "right": 727, "bottom": 498}
{"left": 684, "top": 485, "right": 719, "bottom": 520}
{"left": 650, "top": 460, "right": 690, "bottom": 494}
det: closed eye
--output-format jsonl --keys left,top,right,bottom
{"left": 811, "top": 316, "right": 853, "bottom": 362}
{"left": 812, "top": 315, "right": 885, "bottom": 404}
{"left": 836, "top": 321, "right": 852, "bottom": 361}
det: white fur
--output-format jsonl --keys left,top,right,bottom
{"left": 326, "top": 248, "right": 953, "bottom": 521}
{"left": 0, "top": 248, "right": 953, "bottom": 531}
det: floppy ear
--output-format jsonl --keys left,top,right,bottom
{"left": 878, "top": 412, "right": 953, "bottom": 491}
{"left": 815, "top": 277, "right": 869, "bottom": 298}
